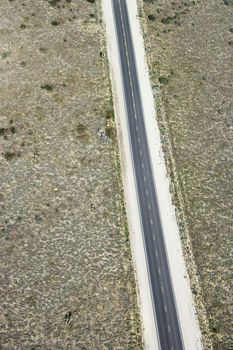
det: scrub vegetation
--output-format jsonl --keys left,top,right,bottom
{"left": 0, "top": 0, "right": 142, "bottom": 348}
{"left": 140, "top": 0, "right": 233, "bottom": 348}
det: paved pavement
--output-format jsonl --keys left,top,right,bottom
{"left": 112, "top": 0, "right": 184, "bottom": 348}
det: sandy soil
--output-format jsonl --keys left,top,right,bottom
{"left": 0, "top": 0, "right": 142, "bottom": 348}
{"left": 139, "top": 0, "right": 233, "bottom": 348}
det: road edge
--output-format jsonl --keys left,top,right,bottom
{"left": 102, "top": 1, "right": 160, "bottom": 349}
{"left": 136, "top": 0, "right": 212, "bottom": 349}
{"left": 103, "top": 0, "right": 203, "bottom": 349}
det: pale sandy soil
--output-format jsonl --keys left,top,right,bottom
{"left": 0, "top": 0, "right": 142, "bottom": 348}
{"left": 140, "top": 0, "right": 233, "bottom": 349}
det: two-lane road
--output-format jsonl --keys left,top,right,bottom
{"left": 112, "top": 0, "right": 184, "bottom": 348}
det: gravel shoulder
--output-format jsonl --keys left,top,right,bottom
{"left": 0, "top": 0, "right": 142, "bottom": 348}
{"left": 104, "top": 1, "right": 202, "bottom": 348}
{"left": 139, "top": 0, "right": 233, "bottom": 349}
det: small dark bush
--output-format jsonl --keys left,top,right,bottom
{"left": 51, "top": 20, "right": 59, "bottom": 26}
{"left": 223, "top": 0, "right": 233, "bottom": 5}
{"left": 159, "top": 76, "right": 170, "bottom": 85}
{"left": 148, "top": 14, "right": 156, "bottom": 21}
{"left": 40, "top": 84, "right": 54, "bottom": 91}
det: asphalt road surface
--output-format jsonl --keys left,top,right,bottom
{"left": 112, "top": 0, "right": 184, "bottom": 348}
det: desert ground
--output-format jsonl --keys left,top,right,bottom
{"left": 140, "top": 0, "right": 233, "bottom": 348}
{"left": 0, "top": 0, "right": 142, "bottom": 348}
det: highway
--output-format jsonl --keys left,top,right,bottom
{"left": 112, "top": 0, "right": 184, "bottom": 349}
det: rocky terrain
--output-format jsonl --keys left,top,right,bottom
{"left": 140, "top": 0, "right": 233, "bottom": 348}
{"left": 0, "top": 0, "right": 142, "bottom": 348}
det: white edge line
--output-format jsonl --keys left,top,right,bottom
{"left": 102, "top": 1, "right": 160, "bottom": 349}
